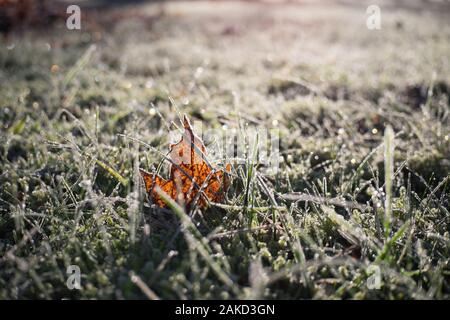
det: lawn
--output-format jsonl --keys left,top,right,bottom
{"left": 0, "top": 0, "right": 449, "bottom": 299}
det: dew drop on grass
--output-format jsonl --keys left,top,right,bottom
{"left": 123, "top": 81, "right": 132, "bottom": 89}
{"left": 195, "top": 67, "right": 204, "bottom": 78}
{"left": 144, "top": 224, "right": 150, "bottom": 236}
{"left": 50, "top": 64, "right": 60, "bottom": 73}
{"left": 145, "top": 80, "right": 154, "bottom": 88}
{"left": 80, "top": 179, "right": 92, "bottom": 188}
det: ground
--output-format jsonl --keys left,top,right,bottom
{"left": 0, "top": 0, "right": 449, "bottom": 299}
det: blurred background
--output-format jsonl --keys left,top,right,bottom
{"left": 1, "top": 0, "right": 450, "bottom": 35}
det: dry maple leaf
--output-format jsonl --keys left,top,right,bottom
{"left": 140, "top": 115, "right": 231, "bottom": 209}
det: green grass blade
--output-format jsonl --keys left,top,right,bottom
{"left": 384, "top": 125, "right": 395, "bottom": 239}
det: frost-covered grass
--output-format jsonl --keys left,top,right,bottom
{"left": 0, "top": 1, "right": 449, "bottom": 299}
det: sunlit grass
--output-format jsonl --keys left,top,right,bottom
{"left": 0, "top": 1, "right": 449, "bottom": 299}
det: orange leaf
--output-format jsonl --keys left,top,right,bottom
{"left": 140, "top": 115, "right": 231, "bottom": 209}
